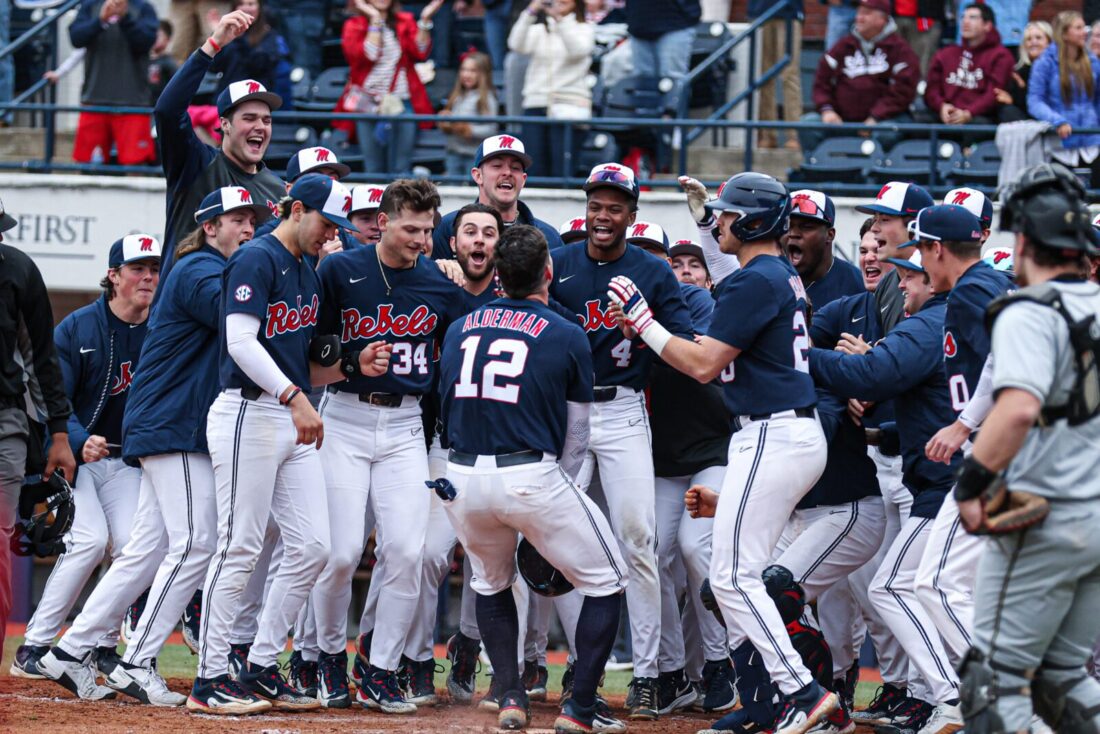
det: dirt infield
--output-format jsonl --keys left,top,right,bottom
{"left": 0, "top": 678, "right": 727, "bottom": 734}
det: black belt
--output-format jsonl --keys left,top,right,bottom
{"left": 241, "top": 386, "right": 264, "bottom": 401}
{"left": 326, "top": 385, "right": 416, "bottom": 408}
{"left": 732, "top": 407, "right": 815, "bottom": 432}
{"left": 107, "top": 446, "right": 123, "bottom": 459}
{"left": 593, "top": 387, "right": 618, "bottom": 402}
{"left": 448, "top": 449, "right": 543, "bottom": 468}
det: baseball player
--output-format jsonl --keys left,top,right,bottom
{"left": 350, "top": 184, "right": 387, "bottom": 245}
{"left": 668, "top": 239, "right": 712, "bottom": 290}
{"left": 810, "top": 221, "right": 966, "bottom": 734}
{"left": 560, "top": 216, "right": 588, "bottom": 245}
{"left": 190, "top": 174, "right": 388, "bottom": 715}
{"left": 785, "top": 190, "right": 863, "bottom": 304}
{"left": 437, "top": 223, "right": 627, "bottom": 733}
{"left": 549, "top": 162, "right": 695, "bottom": 720}
{"left": 310, "top": 178, "right": 465, "bottom": 713}
{"left": 432, "top": 134, "right": 563, "bottom": 260}
{"left": 35, "top": 189, "right": 269, "bottom": 707}
{"left": 155, "top": 9, "right": 285, "bottom": 284}
{"left": 908, "top": 204, "right": 1012, "bottom": 675}
{"left": 955, "top": 162, "right": 1100, "bottom": 734}
{"left": 677, "top": 176, "right": 740, "bottom": 286}
{"left": 626, "top": 221, "right": 736, "bottom": 715}
{"left": 21, "top": 236, "right": 160, "bottom": 681}
{"left": 609, "top": 172, "right": 837, "bottom": 734}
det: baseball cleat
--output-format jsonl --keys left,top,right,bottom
{"left": 853, "top": 684, "right": 909, "bottom": 725}
{"left": 351, "top": 630, "right": 372, "bottom": 689}
{"left": 239, "top": 661, "right": 321, "bottom": 710}
{"left": 628, "top": 676, "right": 659, "bottom": 720}
{"left": 180, "top": 589, "right": 202, "bottom": 655}
{"left": 658, "top": 667, "right": 699, "bottom": 714}
{"left": 93, "top": 645, "right": 123, "bottom": 679}
{"left": 227, "top": 642, "right": 251, "bottom": 681}
{"left": 556, "top": 698, "right": 599, "bottom": 733}
{"left": 478, "top": 675, "right": 503, "bottom": 711}
{"left": 774, "top": 682, "right": 839, "bottom": 734}
{"left": 120, "top": 587, "right": 149, "bottom": 648}
{"left": 593, "top": 696, "right": 627, "bottom": 733}
{"left": 317, "top": 651, "right": 351, "bottom": 708}
{"left": 916, "top": 701, "right": 962, "bottom": 734}
{"left": 524, "top": 659, "right": 549, "bottom": 702}
{"left": 401, "top": 655, "right": 440, "bottom": 705}
{"left": 105, "top": 661, "right": 187, "bottom": 706}
{"left": 10, "top": 644, "right": 49, "bottom": 679}
{"left": 37, "top": 648, "right": 118, "bottom": 701}
{"left": 696, "top": 706, "right": 775, "bottom": 734}
{"left": 446, "top": 632, "right": 481, "bottom": 703}
{"left": 286, "top": 650, "right": 319, "bottom": 698}
{"left": 808, "top": 704, "right": 856, "bottom": 734}
{"left": 498, "top": 690, "right": 530, "bottom": 730}
{"left": 187, "top": 674, "right": 272, "bottom": 715}
{"left": 701, "top": 658, "right": 738, "bottom": 712}
{"left": 356, "top": 664, "right": 417, "bottom": 714}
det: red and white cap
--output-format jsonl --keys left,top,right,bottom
{"left": 351, "top": 184, "right": 386, "bottom": 214}
{"left": 216, "top": 79, "right": 282, "bottom": 116}
{"left": 626, "top": 221, "right": 669, "bottom": 253}
{"left": 943, "top": 187, "right": 993, "bottom": 228}
{"left": 558, "top": 216, "right": 587, "bottom": 243}
{"left": 109, "top": 234, "right": 162, "bottom": 267}
{"left": 194, "top": 186, "right": 274, "bottom": 224}
{"left": 855, "top": 181, "right": 933, "bottom": 218}
{"left": 287, "top": 146, "right": 351, "bottom": 181}
{"left": 474, "top": 134, "right": 533, "bottom": 169}
{"left": 1091, "top": 211, "right": 1100, "bottom": 230}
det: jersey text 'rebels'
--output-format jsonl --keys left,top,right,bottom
{"left": 342, "top": 304, "right": 438, "bottom": 341}
{"left": 267, "top": 295, "right": 320, "bottom": 338}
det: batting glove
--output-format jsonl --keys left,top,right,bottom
{"left": 607, "top": 275, "right": 655, "bottom": 335}
{"left": 678, "top": 176, "right": 712, "bottom": 224}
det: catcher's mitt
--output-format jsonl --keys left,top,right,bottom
{"left": 964, "top": 480, "right": 1050, "bottom": 535}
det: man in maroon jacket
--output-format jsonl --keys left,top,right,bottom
{"left": 923, "top": 4, "right": 1014, "bottom": 127}
{"left": 798, "top": 0, "right": 920, "bottom": 153}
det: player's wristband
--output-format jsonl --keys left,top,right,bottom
{"left": 954, "top": 455, "right": 999, "bottom": 502}
{"left": 340, "top": 350, "right": 363, "bottom": 378}
{"left": 638, "top": 321, "right": 673, "bottom": 357}
{"left": 207, "top": 37, "right": 221, "bottom": 53}
{"left": 281, "top": 386, "right": 302, "bottom": 406}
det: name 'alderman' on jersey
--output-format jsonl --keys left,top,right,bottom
{"left": 460, "top": 306, "right": 549, "bottom": 337}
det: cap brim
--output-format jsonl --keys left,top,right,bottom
{"left": 790, "top": 211, "right": 833, "bottom": 226}
{"left": 297, "top": 162, "right": 352, "bottom": 180}
{"left": 896, "top": 239, "right": 919, "bottom": 249}
{"left": 221, "top": 91, "right": 283, "bottom": 115}
{"left": 478, "top": 150, "right": 533, "bottom": 170}
{"left": 321, "top": 212, "right": 355, "bottom": 231}
{"left": 885, "top": 256, "right": 923, "bottom": 272}
{"left": 0, "top": 212, "right": 15, "bottom": 233}
{"left": 628, "top": 238, "right": 668, "bottom": 254}
{"left": 706, "top": 198, "right": 742, "bottom": 213}
{"left": 669, "top": 244, "right": 706, "bottom": 262}
{"left": 854, "top": 203, "right": 903, "bottom": 216}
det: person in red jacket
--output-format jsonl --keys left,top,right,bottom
{"left": 923, "top": 4, "right": 1014, "bottom": 129}
{"left": 334, "top": 0, "right": 444, "bottom": 174}
{"left": 799, "top": 0, "right": 920, "bottom": 153}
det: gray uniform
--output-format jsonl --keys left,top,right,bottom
{"left": 971, "top": 280, "right": 1100, "bottom": 731}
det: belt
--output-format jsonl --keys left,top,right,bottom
{"left": 326, "top": 385, "right": 417, "bottom": 408}
{"left": 107, "top": 446, "right": 123, "bottom": 459}
{"left": 448, "top": 448, "right": 543, "bottom": 468}
{"left": 241, "top": 386, "right": 265, "bottom": 401}
{"left": 593, "top": 387, "right": 618, "bottom": 402}
{"left": 732, "top": 407, "right": 815, "bottom": 432}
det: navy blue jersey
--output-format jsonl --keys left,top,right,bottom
{"left": 219, "top": 234, "right": 320, "bottom": 393}
{"left": 944, "top": 261, "right": 1013, "bottom": 413}
{"left": 707, "top": 255, "right": 818, "bottom": 416}
{"left": 806, "top": 258, "right": 864, "bottom": 312}
{"left": 680, "top": 282, "right": 715, "bottom": 334}
{"left": 433, "top": 200, "right": 562, "bottom": 261}
{"left": 97, "top": 309, "right": 147, "bottom": 445}
{"left": 550, "top": 244, "right": 693, "bottom": 389}
{"left": 439, "top": 298, "right": 594, "bottom": 456}
{"left": 255, "top": 217, "right": 358, "bottom": 270}
{"left": 317, "top": 245, "right": 466, "bottom": 395}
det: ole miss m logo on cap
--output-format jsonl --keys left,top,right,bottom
{"left": 139, "top": 237, "right": 154, "bottom": 252}
{"left": 498, "top": 136, "right": 516, "bottom": 149}
{"left": 316, "top": 148, "right": 331, "bottom": 163}
{"left": 369, "top": 188, "right": 383, "bottom": 204}
{"left": 343, "top": 195, "right": 352, "bottom": 214}
{"left": 631, "top": 223, "right": 650, "bottom": 238}
{"left": 247, "top": 81, "right": 261, "bottom": 94}
{"left": 238, "top": 188, "right": 252, "bottom": 203}
{"left": 950, "top": 190, "right": 971, "bottom": 206}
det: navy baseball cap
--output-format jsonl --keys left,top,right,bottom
{"left": 899, "top": 205, "right": 983, "bottom": 249}
{"left": 558, "top": 216, "right": 587, "bottom": 244}
{"left": 195, "top": 186, "right": 273, "bottom": 225}
{"left": 286, "top": 146, "right": 351, "bottom": 181}
{"left": 216, "top": 79, "right": 282, "bottom": 117}
{"left": 943, "top": 187, "right": 993, "bottom": 229}
{"left": 669, "top": 239, "right": 706, "bottom": 264}
{"left": 288, "top": 173, "right": 354, "bottom": 231}
{"left": 789, "top": 189, "right": 835, "bottom": 226}
{"left": 583, "top": 162, "right": 639, "bottom": 201}
{"left": 626, "top": 221, "right": 670, "bottom": 254}
{"left": 109, "top": 234, "right": 162, "bottom": 267}
{"left": 856, "top": 182, "right": 934, "bottom": 218}
{"left": 474, "top": 134, "right": 533, "bottom": 169}
{"left": 885, "top": 250, "right": 924, "bottom": 273}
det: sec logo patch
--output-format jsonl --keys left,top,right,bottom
{"left": 235, "top": 284, "right": 253, "bottom": 303}
{"left": 943, "top": 331, "right": 957, "bottom": 358}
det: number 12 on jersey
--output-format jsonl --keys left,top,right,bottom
{"left": 454, "top": 335, "right": 529, "bottom": 404}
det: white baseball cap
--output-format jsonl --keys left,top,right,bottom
{"left": 350, "top": 184, "right": 386, "bottom": 214}
{"left": 109, "top": 234, "right": 162, "bottom": 267}
{"left": 474, "top": 134, "right": 533, "bottom": 169}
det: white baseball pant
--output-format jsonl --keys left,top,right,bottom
{"left": 711, "top": 412, "right": 827, "bottom": 695}
{"left": 198, "top": 390, "right": 331, "bottom": 678}
{"left": 915, "top": 491, "right": 982, "bottom": 667}
{"left": 573, "top": 388, "right": 660, "bottom": 678}
{"left": 228, "top": 516, "right": 279, "bottom": 646}
{"left": 655, "top": 466, "right": 729, "bottom": 672}
{"left": 25, "top": 457, "right": 140, "bottom": 648}
{"left": 817, "top": 582, "right": 866, "bottom": 678}
{"left": 312, "top": 392, "right": 429, "bottom": 672}
{"left": 869, "top": 514, "right": 960, "bottom": 704}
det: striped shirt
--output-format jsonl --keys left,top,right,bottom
{"left": 363, "top": 25, "right": 428, "bottom": 100}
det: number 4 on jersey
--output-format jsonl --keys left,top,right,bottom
{"left": 455, "top": 335, "right": 529, "bottom": 404}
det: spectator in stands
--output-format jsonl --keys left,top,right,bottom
{"left": 402, "top": 0, "right": 456, "bottom": 67}
{"left": 266, "top": 0, "right": 326, "bottom": 79}
{"left": 751, "top": 0, "right": 803, "bottom": 150}
{"left": 483, "top": 0, "right": 516, "bottom": 70}
{"left": 1027, "top": 11, "right": 1100, "bottom": 184}
{"left": 148, "top": 20, "right": 178, "bottom": 102}
{"left": 335, "top": 0, "right": 443, "bottom": 174}
{"left": 957, "top": 0, "right": 1030, "bottom": 55}
{"left": 70, "top": 0, "right": 160, "bottom": 167}
{"left": 625, "top": 0, "right": 701, "bottom": 83}
{"left": 892, "top": 0, "right": 943, "bottom": 77}
{"left": 167, "top": 0, "right": 230, "bottom": 65}
{"left": 822, "top": 0, "right": 858, "bottom": 52}
{"left": 800, "top": 0, "right": 919, "bottom": 154}
{"left": 211, "top": 0, "right": 294, "bottom": 107}
{"left": 439, "top": 51, "right": 499, "bottom": 177}
{"left": 995, "top": 20, "right": 1052, "bottom": 122}
{"left": 508, "top": 0, "right": 595, "bottom": 178}
{"left": 923, "top": 3, "right": 1013, "bottom": 128}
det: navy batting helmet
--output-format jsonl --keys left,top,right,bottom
{"left": 516, "top": 537, "right": 574, "bottom": 597}
{"left": 11, "top": 472, "right": 74, "bottom": 558}
{"left": 709, "top": 173, "right": 791, "bottom": 243}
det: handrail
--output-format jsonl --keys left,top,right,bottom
{"left": 0, "top": 0, "right": 79, "bottom": 62}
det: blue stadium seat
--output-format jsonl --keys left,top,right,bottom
{"left": 290, "top": 67, "right": 313, "bottom": 108}
{"left": 572, "top": 131, "right": 620, "bottom": 178}
{"left": 948, "top": 140, "right": 1000, "bottom": 187}
{"left": 793, "top": 136, "right": 881, "bottom": 184}
{"left": 593, "top": 75, "right": 675, "bottom": 134}
{"left": 265, "top": 124, "right": 319, "bottom": 171}
{"left": 319, "top": 128, "right": 364, "bottom": 173}
{"left": 869, "top": 139, "right": 963, "bottom": 186}
{"left": 298, "top": 66, "right": 349, "bottom": 112}
{"left": 410, "top": 128, "right": 448, "bottom": 174}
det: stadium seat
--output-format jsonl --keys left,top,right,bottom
{"left": 453, "top": 16, "right": 489, "bottom": 58}
{"left": 193, "top": 71, "right": 223, "bottom": 106}
{"left": 688, "top": 21, "right": 734, "bottom": 110}
{"left": 572, "top": 131, "right": 620, "bottom": 178}
{"left": 948, "top": 140, "right": 1000, "bottom": 187}
{"left": 265, "top": 124, "right": 319, "bottom": 171}
{"left": 869, "top": 139, "right": 963, "bottom": 186}
{"left": 290, "top": 67, "right": 313, "bottom": 108}
{"left": 319, "top": 128, "right": 364, "bottom": 173}
{"left": 594, "top": 75, "right": 675, "bottom": 133}
{"left": 792, "top": 136, "right": 881, "bottom": 184}
{"left": 298, "top": 66, "right": 349, "bottom": 112}
{"left": 410, "top": 128, "right": 448, "bottom": 174}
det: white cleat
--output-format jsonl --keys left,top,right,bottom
{"left": 37, "top": 649, "right": 119, "bottom": 701}
{"left": 105, "top": 661, "right": 187, "bottom": 706}
{"left": 917, "top": 702, "right": 965, "bottom": 734}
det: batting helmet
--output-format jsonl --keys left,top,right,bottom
{"left": 516, "top": 537, "right": 574, "bottom": 597}
{"left": 709, "top": 172, "right": 791, "bottom": 243}
{"left": 11, "top": 472, "right": 74, "bottom": 558}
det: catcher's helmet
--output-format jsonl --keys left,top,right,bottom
{"left": 709, "top": 172, "right": 791, "bottom": 243}
{"left": 1001, "top": 162, "right": 1098, "bottom": 255}
{"left": 11, "top": 471, "right": 74, "bottom": 558}
{"left": 516, "top": 537, "right": 574, "bottom": 597}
